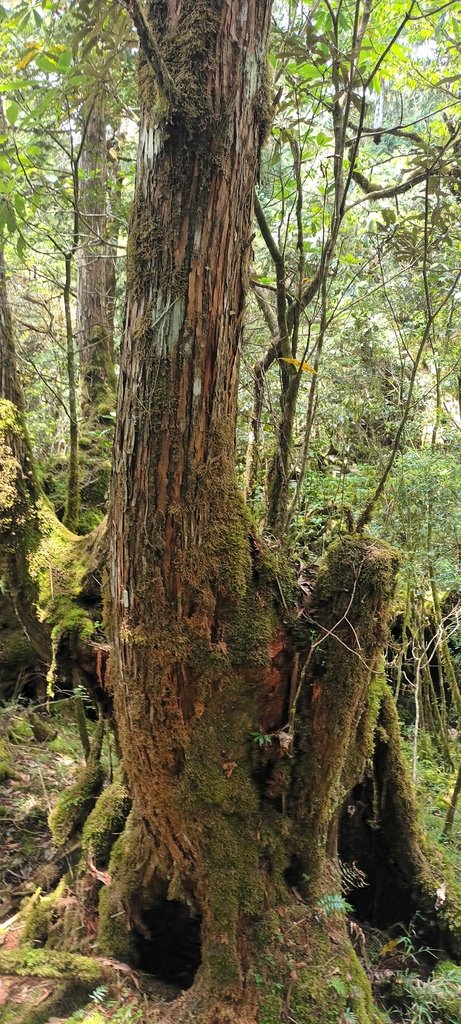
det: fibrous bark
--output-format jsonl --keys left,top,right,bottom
{"left": 103, "top": 4, "right": 456, "bottom": 1019}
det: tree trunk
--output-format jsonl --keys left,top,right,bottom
{"left": 104, "top": 4, "right": 458, "bottom": 1021}
{"left": 76, "top": 97, "right": 116, "bottom": 523}
{"left": 77, "top": 97, "right": 115, "bottom": 422}
{"left": 0, "top": 247, "right": 50, "bottom": 662}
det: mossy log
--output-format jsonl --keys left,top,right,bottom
{"left": 0, "top": 947, "right": 102, "bottom": 984}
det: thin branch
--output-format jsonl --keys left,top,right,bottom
{"left": 122, "top": 0, "right": 177, "bottom": 106}
{"left": 254, "top": 194, "right": 290, "bottom": 357}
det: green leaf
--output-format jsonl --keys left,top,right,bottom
{"left": 5, "top": 101, "right": 20, "bottom": 126}
{"left": 58, "top": 50, "right": 72, "bottom": 72}
{"left": 0, "top": 200, "right": 8, "bottom": 232}
{"left": 16, "top": 232, "right": 27, "bottom": 261}
{"left": 5, "top": 204, "right": 16, "bottom": 234}
{"left": 14, "top": 194, "right": 26, "bottom": 218}
{"left": 35, "top": 54, "right": 59, "bottom": 73}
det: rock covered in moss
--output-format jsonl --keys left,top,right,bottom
{"left": 82, "top": 776, "right": 131, "bottom": 866}
{"left": 7, "top": 716, "right": 34, "bottom": 743}
{"left": 28, "top": 711, "right": 58, "bottom": 743}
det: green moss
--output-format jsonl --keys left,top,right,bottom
{"left": 291, "top": 536, "right": 399, "bottom": 886}
{"left": 255, "top": 909, "right": 383, "bottom": 1024}
{"left": 25, "top": 498, "right": 102, "bottom": 679}
{"left": 20, "top": 882, "right": 65, "bottom": 947}
{"left": 27, "top": 711, "right": 57, "bottom": 743}
{"left": 225, "top": 586, "right": 275, "bottom": 667}
{"left": 0, "top": 628, "right": 34, "bottom": 676}
{"left": 48, "top": 760, "right": 105, "bottom": 845}
{"left": 0, "top": 400, "right": 38, "bottom": 553}
{"left": 0, "top": 738, "right": 16, "bottom": 781}
{"left": 48, "top": 729, "right": 106, "bottom": 848}
{"left": 8, "top": 716, "right": 34, "bottom": 743}
{"left": 97, "top": 885, "right": 138, "bottom": 963}
{"left": 97, "top": 812, "right": 143, "bottom": 961}
{"left": 82, "top": 777, "right": 131, "bottom": 866}
{"left": 0, "top": 947, "right": 102, "bottom": 984}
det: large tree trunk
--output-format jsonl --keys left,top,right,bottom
{"left": 104, "top": 4, "right": 452, "bottom": 1022}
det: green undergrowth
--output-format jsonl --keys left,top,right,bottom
{"left": 400, "top": 731, "right": 461, "bottom": 952}
{"left": 388, "top": 960, "right": 461, "bottom": 1023}
{"left": 407, "top": 734, "right": 461, "bottom": 873}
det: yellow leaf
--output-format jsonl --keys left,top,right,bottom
{"left": 379, "top": 938, "right": 400, "bottom": 958}
{"left": 16, "top": 44, "right": 41, "bottom": 70}
{"left": 281, "top": 356, "right": 316, "bottom": 374}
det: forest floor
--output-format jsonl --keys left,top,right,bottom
{"left": 0, "top": 704, "right": 158, "bottom": 1024}
{"left": 0, "top": 704, "right": 461, "bottom": 1024}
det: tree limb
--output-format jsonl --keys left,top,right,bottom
{"left": 254, "top": 194, "right": 290, "bottom": 357}
{"left": 122, "top": 0, "right": 177, "bottom": 107}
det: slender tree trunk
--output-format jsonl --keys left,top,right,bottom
{"left": 76, "top": 97, "right": 116, "bottom": 521}
{"left": 244, "top": 344, "right": 276, "bottom": 502}
{"left": 63, "top": 251, "right": 80, "bottom": 531}
{"left": 444, "top": 759, "right": 461, "bottom": 837}
{"left": 77, "top": 97, "right": 115, "bottom": 421}
{"left": 265, "top": 366, "right": 299, "bottom": 537}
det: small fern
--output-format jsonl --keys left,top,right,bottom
{"left": 316, "top": 892, "right": 353, "bottom": 918}
{"left": 90, "top": 985, "right": 109, "bottom": 1005}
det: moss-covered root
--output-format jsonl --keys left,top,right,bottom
{"left": 20, "top": 881, "right": 65, "bottom": 947}
{"left": 376, "top": 682, "right": 461, "bottom": 956}
{"left": 293, "top": 536, "right": 399, "bottom": 884}
{"left": 0, "top": 737, "right": 17, "bottom": 781}
{"left": 48, "top": 720, "right": 106, "bottom": 846}
{"left": 254, "top": 909, "right": 384, "bottom": 1024}
{"left": 0, "top": 946, "right": 102, "bottom": 984}
{"left": 97, "top": 812, "right": 146, "bottom": 963}
{"left": 82, "top": 776, "right": 131, "bottom": 867}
